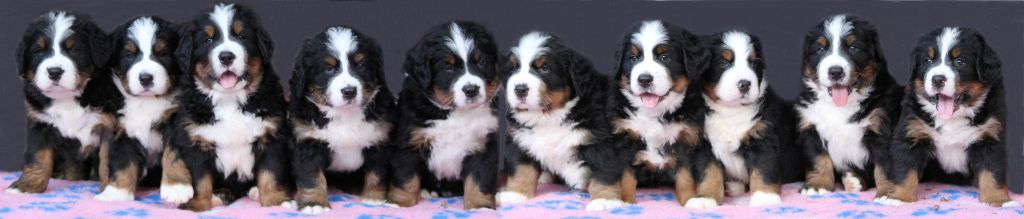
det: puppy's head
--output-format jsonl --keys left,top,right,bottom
{"left": 503, "top": 32, "right": 594, "bottom": 112}
{"left": 177, "top": 3, "right": 273, "bottom": 93}
{"left": 403, "top": 21, "right": 498, "bottom": 110}
{"left": 802, "top": 15, "right": 886, "bottom": 107}
{"left": 911, "top": 27, "right": 1000, "bottom": 120}
{"left": 17, "top": 11, "right": 110, "bottom": 99}
{"left": 110, "top": 16, "right": 180, "bottom": 97}
{"left": 702, "top": 31, "right": 766, "bottom": 106}
{"left": 614, "top": 20, "right": 706, "bottom": 111}
{"left": 290, "top": 26, "right": 384, "bottom": 113}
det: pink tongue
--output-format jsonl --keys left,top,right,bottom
{"left": 831, "top": 86, "right": 849, "bottom": 107}
{"left": 219, "top": 73, "right": 238, "bottom": 89}
{"left": 936, "top": 95, "right": 955, "bottom": 120}
{"left": 640, "top": 93, "right": 659, "bottom": 108}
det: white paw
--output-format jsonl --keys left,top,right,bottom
{"left": 94, "top": 186, "right": 134, "bottom": 202}
{"left": 280, "top": 200, "right": 297, "bottom": 209}
{"left": 5, "top": 188, "right": 23, "bottom": 194}
{"left": 419, "top": 189, "right": 438, "bottom": 198}
{"left": 684, "top": 197, "right": 719, "bottom": 209}
{"left": 842, "top": 172, "right": 862, "bottom": 192}
{"left": 211, "top": 195, "right": 225, "bottom": 207}
{"left": 1001, "top": 201, "right": 1020, "bottom": 208}
{"left": 496, "top": 191, "right": 528, "bottom": 204}
{"left": 362, "top": 199, "right": 389, "bottom": 206}
{"left": 538, "top": 172, "right": 554, "bottom": 184}
{"left": 749, "top": 191, "right": 781, "bottom": 207}
{"left": 800, "top": 187, "right": 831, "bottom": 196}
{"left": 873, "top": 196, "right": 905, "bottom": 205}
{"left": 585, "top": 198, "right": 626, "bottom": 211}
{"left": 159, "top": 184, "right": 193, "bottom": 204}
{"left": 299, "top": 205, "right": 330, "bottom": 215}
{"left": 248, "top": 186, "right": 259, "bottom": 200}
{"left": 726, "top": 181, "right": 746, "bottom": 197}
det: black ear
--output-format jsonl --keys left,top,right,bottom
{"left": 974, "top": 34, "right": 1002, "bottom": 85}
{"left": 174, "top": 23, "right": 194, "bottom": 78}
{"left": 402, "top": 42, "right": 432, "bottom": 91}
{"left": 15, "top": 30, "right": 30, "bottom": 78}
{"left": 567, "top": 50, "right": 595, "bottom": 97}
{"left": 81, "top": 20, "right": 112, "bottom": 70}
{"left": 288, "top": 46, "right": 308, "bottom": 111}
{"left": 682, "top": 32, "right": 709, "bottom": 82}
{"left": 612, "top": 34, "right": 629, "bottom": 81}
{"left": 867, "top": 27, "right": 888, "bottom": 72}
{"left": 255, "top": 25, "right": 274, "bottom": 60}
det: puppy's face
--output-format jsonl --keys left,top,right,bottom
{"left": 703, "top": 31, "right": 765, "bottom": 106}
{"left": 405, "top": 22, "right": 498, "bottom": 109}
{"left": 802, "top": 15, "right": 883, "bottom": 107}
{"left": 911, "top": 27, "right": 999, "bottom": 120}
{"left": 111, "top": 17, "right": 180, "bottom": 97}
{"left": 179, "top": 3, "right": 272, "bottom": 93}
{"left": 292, "top": 27, "right": 383, "bottom": 111}
{"left": 504, "top": 32, "right": 576, "bottom": 112}
{"left": 615, "top": 20, "right": 695, "bottom": 110}
{"left": 17, "top": 12, "right": 109, "bottom": 99}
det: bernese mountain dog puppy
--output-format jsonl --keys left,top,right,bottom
{"left": 607, "top": 20, "right": 711, "bottom": 208}
{"left": 497, "top": 32, "right": 621, "bottom": 210}
{"left": 877, "top": 27, "right": 1018, "bottom": 207}
{"left": 288, "top": 26, "right": 397, "bottom": 214}
{"left": 699, "top": 31, "right": 804, "bottom": 207}
{"left": 94, "top": 16, "right": 184, "bottom": 202}
{"left": 168, "top": 3, "right": 292, "bottom": 211}
{"left": 388, "top": 21, "right": 500, "bottom": 209}
{"left": 796, "top": 15, "right": 902, "bottom": 195}
{"left": 8, "top": 11, "right": 115, "bottom": 194}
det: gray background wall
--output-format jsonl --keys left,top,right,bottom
{"left": 0, "top": 1, "right": 1020, "bottom": 192}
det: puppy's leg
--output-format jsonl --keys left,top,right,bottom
{"left": 463, "top": 142, "right": 497, "bottom": 210}
{"left": 180, "top": 171, "right": 214, "bottom": 212}
{"left": 801, "top": 154, "right": 835, "bottom": 195}
{"left": 464, "top": 175, "right": 495, "bottom": 209}
{"left": 749, "top": 168, "right": 781, "bottom": 207}
{"left": 873, "top": 166, "right": 895, "bottom": 200}
{"left": 684, "top": 163, "right": 723, "bottom": 209}
{"left": 673, "top": 166, "right": 696, "bottom": 206}
{"left": 387, "top": 174, "right": 420, "bottom": 207}
{"left": 96, "top": 137, "right": 145, "bottom": 202}
{"left": 978, "top": 170, "right": 1015, "bottom": 207}
{"left": 8, "top": 148, "right": 54, "bottom": 194}
{"left": 621, "top": 169, "right": 638, "bottom": 204}
{"left": 360, "top": 143, "right": 391, "bottom": 206}
{"left": 160, "top": 148, "right": 193, "bottom": 204}
{"left": 496, "top": 164, "right": 539, "bottom": 204}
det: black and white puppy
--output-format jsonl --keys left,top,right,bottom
{"left": 878, "top": 27, "right": 1018, "bottom": 207}
{"left": 388, "top": 21, "right": 499, "bottom": 209}
{"left": 796, "top": 15, "right": 902, "bottom": 195}
{"left": 94, "top": 16, "right": 183, "bottom": 202}
{"left": 497, "top": 32, "right": 621, "bottom": 210}
{"left": 699, "top": 31, "right": 804, "bottom": 207}
{"left": 8, "top": 11, "right": 115, "bottom": 194}
{"left": 607, "top": 20, "right": 711, "bottom": 208}
{"left": 168, "top": 3, "right": 292, "bottom": 211}
{"left": 288, "top": 26, "right": 396, "bottom": 214}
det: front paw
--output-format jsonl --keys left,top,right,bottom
{"left": 749, "top": 191, "right": 781, "bottom": 207}
{"left": 999, "top": 201, "right": 1021, "bottom": 208}
{"left": 496, "top": 191, "right": 529, "bottom": 204}
{"left": 296, "top": 202, "right": 330, "bottom": 215}
{"left": 683, "top": 197, "right": 719, "bottom": 209}
{"left": 842, "top": 173, "right": 863, "bottom": 192}
{"left": 585, "top": 198, "right": 626, "bottom": 211}
{"left": 799, "top": 185, "right": 832, "bottom": 196}
{"left": 160, "top": 184, "right": 194, "bottom": 204}
{"left": 94, "top": 186, "right": 135, "bottom": 202}
{"left": 5, "top": 188, "right": 24, "bottom": 194}
{"left": 873, "top": 196, "right": 906, "bottom": 205}
{"left": 362, "top": 198, "right": 398, "bottom": 207}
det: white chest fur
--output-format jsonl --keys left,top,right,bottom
{"left": 929, "top": 116, "right": 994, "bottom": 175}
{"left": 120, "top": 96, "right": 176, "bottom": 167}
{"left": 422, "top": 106, "right": 498, "bottom": 180}
{"left": 299, "top": 109, "right": 390, "bottom": 172}
{"left": 512, "top": 99, "right": 591, "bottom": 190}
{"left": 705, "top": 102, "right": 759, "bottom": 181}
{"left": 191, "top": 100, "right": 273, "bottom": 181}
{"left": 798, "top": 82, "right": 871, "bottom": 172}
{"left": 617, "top": 107, "right": 685, "bottom": 170}
{"left": 34, "top": 99, "right": 103, "bottom": 151}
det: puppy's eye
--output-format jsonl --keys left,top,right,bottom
{"left": 953, "top": 58, "right": 966, "bottom": 67}
{"left": 848, "top": 45, "right": 860, "bottom": 53}
{"left": 477, "top": 59, "right": 489, "bottom": 68}
{"left": 629, "top": 55, "right": 640, "bottom": 62}
{"left": 925, "top": 58, "right": 934, "bottom": 65}
{"left": 538, "top": 64, "right": 550, "bottom": 73}
{"left": 237, "top": 33, "right": 247, "bottom": 40}
{"left": 659, "top": 54, "right": 670, "bottom": 62}
{"left": 718, "top": 59, "right": 731, "bottom": 68}
{"left": 205, "top": 38, "right": 214, "bottom": 44}
{"left": 815, "top": 47, "right": 827, "bottom": 54}
{"left": 356, "top": 61, "right": 367, "bottom": 70}
{"left": 443, "top": 64, "right": 455, "bottom": 72}
{"left": 325, "top": 68, "right": 338, "bottom": 75}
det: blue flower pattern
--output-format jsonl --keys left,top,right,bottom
{"left": 838, "top": 210, "right": 885, "bottom": 219}
{"left": 107, "top": 207, "right": 149, "bottom": 218}
{"left": 911, "top": 207, "right": 960, "bottom": 216}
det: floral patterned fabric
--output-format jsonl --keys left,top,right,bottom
{"left": 0, "top": 172, "right": 1021, "bottom": 218}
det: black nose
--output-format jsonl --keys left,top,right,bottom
{"left": 47, "top": 67, "right": 63, "bottom": 80}
{"left": 637, "top": 74, "right": 654, "bottom": 88}
{"left": 738, "top": 80, "right": 751, "bottom": 94}
{"left": 514, "top": 84, "right": 528, "bottom": 98}
{"left": 462, "top": 84, "right": 480, "bottom": 98}
{"left": 218, "top": 52, "right": 235, "bottom": 65}
{"left": 827, "top": 67, "right": 844, "bottom": 81}
{"left": 340, "top": 86, "right": 357, "bottom": 100}
{"left": 139, "top": 73, "right": 154, "bottom": 88}
{"left": 932, "top": 75, "right": 947, "bottom": 89}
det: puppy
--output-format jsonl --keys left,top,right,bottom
{"left": 497, "top": 32, "right": 622, "bottom": 210}
{"left": 877, "top": 27, "right": 1018, "bottom": 207}
{"left": 94, "top": 16, "right": 184, "bottom": 202}
{"left": 168, "top": 3, "right": 292, "bottom": 211}
{"left": 288, "top": 26, "right": 396, "bottom": 214}
{"left": 796, "top": 15, "right": 902, "bottom": 195}
{"left": 8, "top": 11, "right": 115, "bottom": 194}
{"left": 388, "top": 21, "right": 500, "bottom": 209}
{"left": 699, "top": 31, "right": 804, "bottom": 207}
{"left": 607, "top": 20, "right": 711, "bottom": 208}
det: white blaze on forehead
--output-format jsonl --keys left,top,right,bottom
{"left": 49, "top": 12, "right": 75, "bottom": 54}
{"left": 323, "top": 27, "right": 366, "bottom": 108}
{"left": 446, "top": 22, "right": 486, "bottom": 107}
{"left": 506, "top": 32, "right": 550, "bottom": 110}
{"left": 129, "top": 17, "right": 158, "bottom": 59}
{"left": 714, "top": 31, "right": 762, "bottom": 105}
{"left": 34, "top": 12, "right": 80, "bottom": 97}
{"left": 632, "top": 20, "right": 668, "bottom": 51}
{"left": 924, "top": 27, "right": 961, "bottom": 97}
{"left": 125, "top": 17, "right": 172, "bottom": 95}
{"left": 817, "top": 15, "right": 854, "bottom": 86}
{"left": 446, "top": 22, "right": 475, "bottom": 70}
{"left": 722, "top": 31, "right": 753, "bottom": 69}
{"left": 628, "top": 20, "right": 671, "bottom": 95}
{"left": 211, "top": 3, "right": 236, "bottom": 43}
{"left": 937, "top": 27, "right": 961, "bottom": 64}
{"left": 326, "top": 27, "right": 358, "bottom": 71}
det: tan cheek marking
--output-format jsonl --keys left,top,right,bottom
{"left": 431, "top": 86, "right": 454, "bottom": 107}
{"left": 540, "top": 88, "right": 570, "bottom": 111}
{"left": 473, "top": 50, "right": 481, "bottom": 62}
{"left": 702, "top": 82, "right": 719, "bottom": 102}
{"left": 672, "top": 76, "right": 690, "bottom": 94}
{"left": 204, "top": 25, "right": 216, "bottom": 38}
{"left": 232, "top": 21, "right": 243, "bottom": 35}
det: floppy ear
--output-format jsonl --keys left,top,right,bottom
{"left": 867, "top": 27, "right": 889, "bottom": 73}
{"left": 174, "top": 24, "right": 194, "bottom": 78}
{"left": 567, "top": 50, "right": 595, "bottom": 97}
{"left": 612, "top": 35, "right": 629, "bottom": 82}
{"left": 974, "top": 34, "right": 1002, "bottom": 85}
{"left": 288, "top": 47, "right": 308, "bottom": 111}
{"left": 81, "top": 21, "right": 112, "bottom": 70}
{"left": 15, "top": 30, "right": 30, "bottom": 78}
{"left": 682, "top": 32, "right": 709, "bottom": 82}
{"left": 255, "top": 25, "right": 275, "bottom": 60}
{"left": 402, "top": 42, "right": 432, "bottom": 91}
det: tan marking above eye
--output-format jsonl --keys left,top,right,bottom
{"left": 927, "top": 47, "right": 935, "bottom": 59}
{"left": 816, "top": 37, "right": 828, "bottom": 47}
{"left": 630, "top": 46, "right": 639, "bottom": 57}
{"left": 508, "top": 54, "right": 518, "bottom": 67}
{"left": 951, "top": 47, "right": 961, "bottom": 59}
{"left": 845, "top": 35, "right": 857, "bottom": 45}
{"left": 36, "top": 37, "right": 46, "bottom": 49}
{"left": 655, "top": 44, "right": 668, "bottom": 55}
{"left": 232, "top": 21, "right": 243, "bottom": 35}
{"left": 154, "top": 40, "right": 167, "bottom": 54}
{"left": 722, "top": 49, "right": 734, "bottom": 61}
{"left": 354, "top": 53, "right": 365, "bottom": 63}
{"left": 445, "top": 54, "right": 456, "bottom": 65}
{"left": 125, "top": 42, "right": 138, "bottom": 54}
{"left": 65, "top": 38, "right": 74, "bottom": 49}
{"left": 533, "top": 56, "right": 546, "bottom": 68}
{"left": 324, "top": 57, "right": 338, "bottom": 67}
{"left": 750, "top": 50, "right": 759, "bottom": 60}
{"left": 204, "top": 25, "right": 216, "bottom": 38}
{"left": 472, "top": 49, "right": 481, "bottom": 62}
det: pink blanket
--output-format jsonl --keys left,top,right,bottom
{"left": 0, "top": 172, "right": 1021, "bottom": 218}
